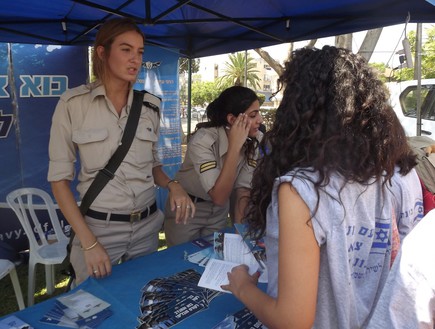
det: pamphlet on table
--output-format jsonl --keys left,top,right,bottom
{"left": 196, "top": 224, "right": 267, "bottom": 293}
{"left": 39, "top": 289, "right": 112, "bottom": 328}
{"left": 0, "top": 315, "right": 33, "bottom": 329}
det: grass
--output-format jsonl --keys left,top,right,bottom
{"left": 0, "top": 232, "right": 167, "bottom": 317}
{"left": 0, "top": 257, "right": 70, "bottom": 317}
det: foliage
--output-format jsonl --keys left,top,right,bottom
{"left": 392, "top": 26, "right": 435, "bottom": 81}
{"left": 260, "top": 108, "right": 276, "bottom": 131}
{"left": 257, "top": 93, "right": 266, "bottom": 105}
{"left": 369, "top": 62, "right": 388, "bottom": 82}
{"left": 217, "top": 52, "right": 261, "bottom": 89}
{"left": 179, "top": 58, "right": 201, "bottom": 107}
{"left": 179, "top": 58, "right": 200, "bottom": 74}
{"left": 191, "top": 80, "right": 226, "bottom": 107}
{"left": 0, "top": 258, "right": 70, "bottom": 317}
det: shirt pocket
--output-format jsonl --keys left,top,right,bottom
{"left": 72, "top": 128, "right": 109, "bottom": 171}
{"left": 134, "top": 125, "right": 158, "bottom": 164}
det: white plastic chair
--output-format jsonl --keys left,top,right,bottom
{"left": 0, "top": 259, "right": 25, "bottom": 310}
{"left": 6, "top": 187, "right": 69, "bottom": 306}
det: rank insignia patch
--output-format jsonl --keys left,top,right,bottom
{"left": 200, "top": 161, "right": 217, "bottom": 173}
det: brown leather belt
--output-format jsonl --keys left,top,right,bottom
{"left": 86, "top": 202, "right": 157, "bottom": 222}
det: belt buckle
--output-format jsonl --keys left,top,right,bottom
{"left": 130, "top": 211, "right": 141, "bottom": 223}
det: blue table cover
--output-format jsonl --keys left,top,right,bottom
{"left": 3, "top": 238, "right": 255, "bottom": 328}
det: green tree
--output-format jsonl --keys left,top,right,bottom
{"left": 369, "top": 62, "right": 388, "bottom": 82}
{"left": 393, "top": 26, "right": 435, "bottom": 81}
{"left": 217, "top": 52, "right": 261, "bottom": 89}
{"left": 179, "top": 58, "right": 200, "bottom": 74}
{"left": 179, "top": 58, "right": 200, "bottom": 107}
{"left": 191, "top": 81, "right": 226, "bottom": 107}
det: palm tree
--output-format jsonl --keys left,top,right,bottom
{"left": 218, "top": 52, "right": 260, "bottom": 89}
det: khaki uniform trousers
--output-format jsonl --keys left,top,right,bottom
{"left": 71, "top": 210, "right": 164, "bottom": 284}
{"left": 164, "top": 200, "right": 229, "bottom": 247}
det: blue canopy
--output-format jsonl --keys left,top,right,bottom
{"left": 1, "top": 0, "right": 435, "bottom": 58}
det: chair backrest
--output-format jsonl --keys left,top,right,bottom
{"left": 6, "top": 188, "right": 69, "bottom": 252}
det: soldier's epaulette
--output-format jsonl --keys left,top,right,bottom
{"left": 248, "top": 159, "right": 257, "bottom": 167}
{"left": 142, "top": 90, "right": 161, "bottom": 115}
{"left": 60, "top": 84, "right": 90, "bottom": 101}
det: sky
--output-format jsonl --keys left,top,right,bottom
{"left": 198, "top": 22, "right": 434, "bottom": 72}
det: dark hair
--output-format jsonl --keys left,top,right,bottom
{"left": 92, "top": 18, "right": 145, "bottom": 84}
{"left": 197, "top": 86, "right": 259, "bottom": 129}
{"left": 247, "top": 46, "right": 417, "bottom": 238}
{"left": 196, "top": 86, "right": 260, "bottom": 158}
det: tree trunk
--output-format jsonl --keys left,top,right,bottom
{"left": 254, "top": 47, "right": 284, "bottom": 76}
{"left": 335, "top": 33, "right": 352, "bottom": 49}
{"left": 357, "top": 28, "right": 383, "bottom": 62}
{"left": 254, "top": 39, "right": 317, "bottom": 76}
{"left": 306, "top": 39, "right": 317, "bottom": 49}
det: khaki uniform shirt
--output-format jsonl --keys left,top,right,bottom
{"left": 47, "top": 83, "right": 162, "bottom": 213}
{"left": 175, "top": 127, "right": 260, "bottom": 201}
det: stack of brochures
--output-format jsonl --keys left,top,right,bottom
{"left": 0, "top": 315, "right": 34, "bottom": 329}
{"left": 212, "top": 307, "right": 265, "bottom": 329}
{"left": 196, "top": 224, "right": 268, "bottom": 293}
{"left": 136, "top": 269, "right": 221, "bottom": 328}
{"left": 39, "top": 289, "right": 113, "bottom": 328}
{"left": 233, "top": 223, "right": 267, "bottom": 271}
{"left": 188, "top": 224, "right": 266, "bottom": 276}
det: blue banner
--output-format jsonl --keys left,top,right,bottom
{"left": 135, "top": 47, "right": 182, "bottom": 211}
{"left": 0, "top": 43, "right": 88, "bottom": 251}
{"left": 0, "top": 44, "right": 181, "bottom": 252}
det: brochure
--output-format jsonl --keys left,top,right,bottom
{"left": 39, "top": 290, "right": 112, "bottom": 328}
{"left": 211, "top": 307, "right": 265, "bottom": 329}
{"left": 197, "top": 231, "right": 267, "bottom": 293}
{"left": 56, "top": 290, "right": 111, "bottom": 318}
{"left": 198, "top": 258, "right": 261, "bottom": 293}
{"left": 0, "top": 315, "right": 34, "bottom": 329}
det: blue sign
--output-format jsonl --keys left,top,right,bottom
{"left": 0, "top": 44, "right": 182, "bottom": 252}
{"left": 135, "top": 47, "right": 182, "bottom": 211}
{"left": 0, "top": 44, "right": 88, "bottom": 251}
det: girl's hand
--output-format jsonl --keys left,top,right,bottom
{"left": 83, "top": 242, "right": 112, "bottom": 279}
{"left": 227, "top": 113, "right": 251, "bottom": 153}
{"left": 220, "top": 264, "right": 260, "bottom": 298}
{"left": 168, "top": 182, "right": 196, "bottom": 224}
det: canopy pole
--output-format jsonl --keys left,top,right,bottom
{"left": 244, "top": 50, "right": 248, "bottom": 87}
{"left": 187, "top": 58, "right": 192, "bottom": 139}
{"left": 7, "top": 43, "right": 24, "bottom": 186}
{"left": 414, "top": 23, "right": 423, "bottom": 136}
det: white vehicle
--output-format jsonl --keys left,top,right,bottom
{"left": 387, "top": 79, "right": 435, "bottom": 137}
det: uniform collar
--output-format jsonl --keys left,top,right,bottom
{"left": 89, "top": 83, "right": 134, "bottom": 116}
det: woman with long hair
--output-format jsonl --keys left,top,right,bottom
{"left": 48, "top": 18, "right": 194, "bottom": 284}
{"left": 222, "top": 46, "right": 423, "bottom": 328}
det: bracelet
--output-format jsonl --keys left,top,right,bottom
{"left": 82, "top": 240, "right": 99, "bottom": 251}
{"left": 166, "top": 179, "right": 179, "bottom": 189}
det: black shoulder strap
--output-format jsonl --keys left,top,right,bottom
{"left": 79, "top": 90, "right": 144, "bottom": 215}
